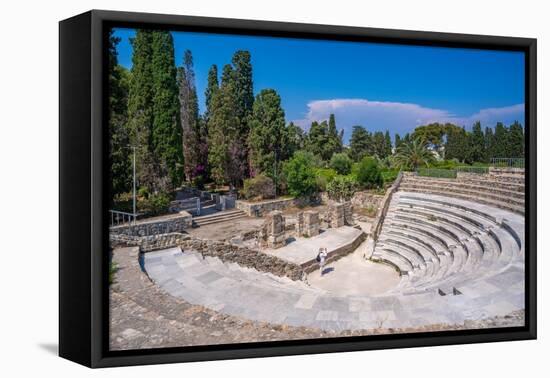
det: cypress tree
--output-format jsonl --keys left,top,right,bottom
{"left": 127, "top": 30, "right": 157, "bottom": 191}
{"left": 284, "top": 122, "right": 306, "bottom": 159}
{"left": 208, "top": 64, "right": 244, "bottom": 187}
{"left": 484, "top": 126, "right": 495, "bottom": 161}
{"left": 108, "top": 30, "right": 132, "bottom": 198}
{"left": 204, "top": 64, "right": 219, "bottom": 124}
{"left": 177, "top": 50, "right": 200, "bottom": 182}
{"left": 508, "top": 121, "right": 525, "bottom": 158}
{"left": 468, "top": 121, "right": 485, "bottom": 163}
{"left": 384, "top": 130, "right": 392, "bottom": 157}
{"left": 231, "top": 51, "right": 254, "bottom": 178}
{"left": 372, "top": 131, "right": 386, "bottom": 158}
{"left": 307, "top": 121, "right": 329, "bottom": 160}
{"left": 350, "top": 126, "right": 371, "bottom": 162}
{"left": 493, "top": 122, "right": 509, "bottom": 158}
{"left": 248, "top": 89, "right": 286, "bottom": 180}
{"left": 395, "top": 133, "right": 402, "bottom": 149}
{"left": 151, "top": 31, "right": 183, "bottom": 189}
{"left": 327, "top": 114, "right": 342, "bottom": 157}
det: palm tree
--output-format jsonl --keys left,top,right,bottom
{"left": 392, "top": 138, "right": 434, "bottom": 171}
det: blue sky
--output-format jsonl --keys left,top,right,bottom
{"left": 113, "top": 28, "right": 525, "bottom": 143}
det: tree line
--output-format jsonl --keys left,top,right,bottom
{"left": 109, "top": 29, "right": 344, "bottom": 198}
{"left": 109, "top": 29, "right": 525, "bottom": 202}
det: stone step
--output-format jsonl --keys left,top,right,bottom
{"left": 193, "top": 210, "right": 247, "bottom": 226}
{"left": 405, "top": 177, "right": 525, "bottom": 199}
{"left": 400, "top": 182, "right": 524, "bottom": 207}
{"left": 397, "top": 186, "right": 524, "bottom": 215}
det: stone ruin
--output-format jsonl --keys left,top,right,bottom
{"left": 303, "top": 210, "right": 320, "bottom": 237}
{"left": 258, "top": 210, "right": 286, "bottom": 249}
{"left": 330, "top": 203, "right": 345, "bottom": 228}
{"left": 294, "top": 210, "right": 320, "bottom": 238}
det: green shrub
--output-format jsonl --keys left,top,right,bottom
{"left": 109, "top": 261, "right": 118, "bottom": 285}
{"left": 329, "top": 153, "right": 352, "bottom": 175}
{"left": 282, "top": 151, "right": 318, "bottom": 197}
{"left": 138, "top": 186, "right": 150, "bottom": 198}
{"left": 381, "top": 169, "right": 399, "bottom": 185}
{"left": 326, "top": 175, "right": 357, "bottom": 201}
{"left": 138, "top": 192, "right": 170, "bottom": 216}
{"left": 356, "top": 156, "right": 383, "bottom": 189}
{"left": 314, "top": 168, "right": 338, "bottom": 191}
{"left": 241, "top": 174, "right": 276, "bottom": 200}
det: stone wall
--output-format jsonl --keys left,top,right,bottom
{"left": 109, "top": 232, "right": 191, "bottom": 251}
{"left": 110, "top": 211, "right": 193, "bottom": 237}
{"left": 351, "top": 191, "right": 384, "bottom": 210}
{"left": 301, "top": 231, "right": 367, "bottom": 273}
{"left": 236, "top": 197, "right": 297, "bottom": 217}
{"left": 179, "top": 238, "right": 305, "bottom": 281}
{"left": 369, "top": 171, "right": 403, "bottom": 250}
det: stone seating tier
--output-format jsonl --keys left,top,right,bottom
{"left": 372, "top": 192, "right": 523, "bottom": 294}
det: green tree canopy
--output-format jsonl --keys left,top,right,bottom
{"left": 330, "top": 152, "right": 352, "bottom": 175}
{"left": 282, "top": 151, "right": 318, "bottom": 197}
{"left": 393, "top": 138, "right": 434, "bottom": 170}
{"left": 248, "top": 89, "right": 286, "bottom": 183}
{"left": 349, "top": 125, "right": 372, "bottom": 161}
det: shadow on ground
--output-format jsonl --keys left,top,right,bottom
{"left": 38, "top": 343, "right": 58, "bottom": 355}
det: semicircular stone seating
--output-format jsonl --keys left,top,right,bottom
{"left": 373, "top": 168, "right": 525, "bottom": 299}
{"left": 142, "top": 168, "right": 525, "bottom": 332}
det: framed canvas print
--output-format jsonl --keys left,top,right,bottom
{"left": 59, "top": 10, "right": 537, "bottom": 368}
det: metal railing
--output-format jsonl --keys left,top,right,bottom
{"left": 109, "top": 210, "right": 137, "bottom": 227}
{"left": 490, "top": 158, "right": 525, "bottom": 168}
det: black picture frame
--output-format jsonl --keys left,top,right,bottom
{"left": 59, "top": 9, "right": 537, "bottom": 368}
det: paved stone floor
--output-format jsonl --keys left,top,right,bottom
{"left": 111, "top": 246, "right": 524, "bottom": 350}
{"left": 186, "top": 216, "right": 264, "bottom": 241}
{"left": 143, "top": 246, "right": 524, "bottom": 331}
{"left": 306, "top": 245, "right": 401, "bottom": 296}
{"left": 264, "top": 226, "right": 364, "bottom": 265}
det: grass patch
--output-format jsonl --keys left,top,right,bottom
{"left": 109, "top": 261, "right": 119, "bottom": 285}
{"left": 417, "top": 168, "right": 457, "bottom": 179}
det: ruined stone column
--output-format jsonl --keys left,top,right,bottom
{"left": 295, "top": 211, "right": 304, "bottom": 236}
{"left": 330, "top": 203, "right": 345, "bottom": 228}
{"left": 303, "top": 210, "right": 320, "bottom": 237}
{"left": 343, "top": 201, "right": 354, "bottom": 225}
{"left": 266, "top": 210, "right": 286, "bottom": 248}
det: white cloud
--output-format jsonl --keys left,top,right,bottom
{"left": 292, "top": 99, "right": 524, "bottom": 143}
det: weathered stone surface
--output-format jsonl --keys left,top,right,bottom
{"left": 110, "top": 211, "right": 193, "bottom": 237}
{"left": 177, "top": 237, "right": 304, "bottom": 281}
{"left": 330, "top": 203, "right": 345, "bottom": 228}
{"left": 303, "top": 210, "right": 320, "bottom": 237}
{"left": 343, "top": 202, "right": 353, "bottom": 226}
{"left": 236, "top": 197, "right": 297, "bottom": 217}
{"left": 295, "top": 212, "right": 304, "bottom": 236}
{"left": 264, "top": 210, "right": 286, "bottom": 248}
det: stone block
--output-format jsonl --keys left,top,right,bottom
{"left": 330, "top": 203, "right": 345, "bottom": 228}
{"left": 303, "top": 210, "right": 320, "bottom": 237}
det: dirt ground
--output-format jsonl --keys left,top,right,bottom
{"left": 186, "top": 216, "right": 265, "bottom": 241}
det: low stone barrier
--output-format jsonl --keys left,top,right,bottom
{"left": 109, "top": 232, "right": 191, "bottom": 251}
{"left": 351, "top": 191, "right": 384, "bottom": 209}
{"left": 178, "top": 238, "right": 305, "bottom": 281}
{"left": 301, "top": 230, "right": 367, "bottom": 274}
{"left": 110, "top": 211, "right": 193, "bottom": 237}
{"left": 236, "top": 197, "right": 298, "bottom": 217}
{"left": 368, "top": 172, "right": 404, "bottom": 253}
